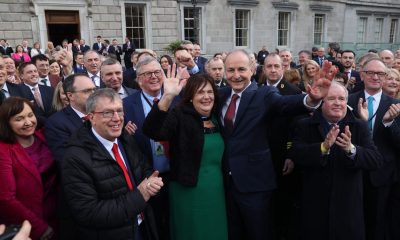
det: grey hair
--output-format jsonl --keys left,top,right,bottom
{"left": 83, "top": 50, "right": 100, "bottom": 61}
{"left": 100, "top": 57, "right": 121, "bottom": 70}
{"left": 86, "top": 88, "right": 121, "bottom": 113}
{"left": 225, "top": 49, "right": 252, "bottom": 65}
{"left": 136, "top": 56, "right": 161, "bottom": 75}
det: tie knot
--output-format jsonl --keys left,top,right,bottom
{"left": 231, "top": 94, "right": 239, "bottom": 101}
{"left": 153, "top": 97, "right": 159, "bottom": 103}
{"left": 368, "top": 96, "right": 374, "bottom": 102}
{"left": 112, "top": 143, "right": 119, "bottom": 152}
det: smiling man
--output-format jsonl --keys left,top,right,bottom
{"left": 61, "top": 88, "right": 163, "bottom": 240}
{"left": 100, "top": 58, "right": 136, "bottom": 98}
{"left": 292, "top": 81, "right": 382, "bottom": 240}
{"left": 219, "top": 49, "right": 333, "bottom": 240}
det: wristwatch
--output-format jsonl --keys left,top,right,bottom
{"left": 347, "top": 144, "right": 356, "bottom": 155}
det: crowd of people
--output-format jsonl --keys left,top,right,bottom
{"left": 0, "top": 36, "right": 400, "bottom": 240}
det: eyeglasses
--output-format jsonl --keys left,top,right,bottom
{"left": 72, "top": 88, "right": 97, "bottom": 94}
{"left": 139, "top": 70, "right": 163, "bottom": 78}
{"left": 92, "top": 110, "right": 124, "bottom": 119}
{"left": 363, "top": 71, "right": 387, "bottom": 78}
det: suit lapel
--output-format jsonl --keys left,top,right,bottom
{"left": 65, "top": 106, "right": 84, "bottom": 127}
{"left": 11, "top": 143, "right": 42, "bottom": 184}
{"left": 133, "top": 91, "right": 146, "bottom": 127}
{"left": 234, "top": 83, "right": 258, "bottom": 129}
{"left": 374, "top": 94, "right": 391, "bottom": 135}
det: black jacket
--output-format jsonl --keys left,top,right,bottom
{"left": 143, "top": 103, "right": 208, "bottom": 187}
{"left": 61, "top": 124, "right": 158, "bottom": 240}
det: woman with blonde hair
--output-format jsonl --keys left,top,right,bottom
{"left": 51, "top": 82, "right": 69, "bottom": 111}
{"left": 383, "top": 68, "right": 400, "bottom": 99}
{"left": 300, "top": 60, "right": 320, "bottom": 91}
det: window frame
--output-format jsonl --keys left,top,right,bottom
{"left": 234, "top": 9, "right": 251, "bottom": 48}
{"left": 277, "top": 12, "right": 291, "bottom": 47}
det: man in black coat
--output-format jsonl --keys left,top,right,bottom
{"left": 61, "top": 88, "right": 163, "bottom": 240}
{"left": 0, "top": 39, "right": 13, "bottom": 56}
{"left": 263, "top": 53, "right": 302, "bottom": 240}
{"left": 292, "top": 81, "right": 383, "bottom": 240}
{"left": 123, "top": 37, "right": 136, "bottom": 69}
{"left": 347, "top": 58, "right": 400, "bottom": 240}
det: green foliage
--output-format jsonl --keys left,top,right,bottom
{"left": 164, "top": 40, "right": 182, "bottom": 54}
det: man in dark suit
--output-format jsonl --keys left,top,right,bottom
{"left": 263, "top": 53, "right": 302, "bottom": 240}
{"left": 92, "top": 35, "right": 105, "bottom": 54}
{"left": 206, "top": 57, "right": 228, "bottom": 88}
{"left": 100, "top": 58, "right": 136, "bottom": 99}
{"left": 79, "top": 39, "right": 90, "bottom": 53}
{"left": 347, "top": 58, "right": 400, "bottom": 240}
{"left": 193, "top": 43, "right": 207, "bottom": 73}
{"left": 111, "top": 39, "right": 123, "bottom": 63}
{"left": 341, "top": 50, "right": 363, "bottom": 93}
{"left": 71, "top": 38, "right": 82, "bottom": 56}
{"left": 72, "top": 53, "right": 86, "bottom": 74}
{"left": 83, "top": 50, "right": 104, "bottom": 88}
{"left": 0, "top": 39, "right": 13, "bottom": 56}
{"left": 44, "top": 73, "right": 96, "bottom": 240}
{"left": 292, "top": 82, "right": 382, "bottom": 240}
{"left": 123, "top": 37, "right": 136, "bottom": 69}
{"left": 31, "top": 54, "right": 61, "bottom": 88}
{"left": 123, "top": 51, "right": 139, "bottom": 89}
{"left": 219, "top": 50, "right": 333, "bottom": 240}
{"left": 18, "top": 62, "right": 54, "bottom": 119}
{"left": 101, "top": 39, "right": 116, "bottom": 57}
{"left": 123, "top": 56, "right": 176, "bottom": 240}
{"left": 0, "top": 56, "right": 23, "bottom": 98}
{"left": 313, "top": 47, "right": 327, "bottom": 67}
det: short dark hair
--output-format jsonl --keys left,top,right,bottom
{"left": 341, "top": 50, "right": 356, "bottom": 57}
{"left": 328, "top": 42, "right": 340, "bottom": 52}
{"left": 180, "top": 74, "right": 218, "bottom": 114}
{"left": 31, "top": 54, "right": 49, "bottom": 65}
{"left": 18, "top": 62, "right": 35, "bottom": 75}
{"left": 63, "top": 73, "right": 89, "bottom": 93}
{"left": 74, "top": 52, "right": 84, "bottom": 60}
{"left": 0, "top": 97, "right": 35, "bottom": 143}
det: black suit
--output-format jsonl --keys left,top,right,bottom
{"left": 313, "top": 56, "right": 327, "bottom": 67}
{"left": 20, "top": 84, "right": 54, "bottom": 119}
{"left": 194, "top": 56, "right": 207, "bottom": 74}
{"left": 292, "top": 109, "right": 382, "bottom": 240}
{"left": 123, "top": 67, "right": 139, "bottom": 89}
{"left": 348, "top": 91, "right": 400, "bottom": 240}
{"left": 123, "top": 42, "right": 136, "bottom": 69}
{"left": 3, "top": 82, "right": 24, "bottom": 98}
{"left": 111, "top": 45, "right": 123, "bottom": 63}
{"left": 0, "top": 46, "right": 13, "bottom": 56}
{"left": 92, "top": 42, "right": 104, "bottom": 54}
{"left": 81, "top": 45, "right": 90, "bottom": 53}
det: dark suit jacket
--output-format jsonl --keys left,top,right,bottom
{"left": 112, "top": 45, "right": 123, "bottom": 63}
{"left": 348, "top": 91, "right": 400, "bottom": 186}
{"left": 123, "top": 42, "right": 136, "bottom": 68}
{"left": 123, "top": 91, "right": 179, "bottom": 168}
{"left": 20, "top": 84, "right": 54, "bottom": 119}
{"left": 73, "top": 64, "right": 86, "bottom": 74}
{"left": 5, "top": 82, "right": 24, "bottom": 97}
{"left": 0, "top": 46, "right": 13, "bottom": 56}
{"left": 45, "top": 105, "right": 84, "bottom": 163}
{"left": 349, "top": 70, "right": 364, "bottom": 93}
{"left": 218, "top": 82, "right": 309, "bottom": 192}
{"left": 123, "top": 86, "right": 137, "bottom": 97}
{"left": 292, "top": 109, "right": 382, "bottom": 240}
{"left": 123, "top": 67, "right": 139, "bottom": 89}
{"left": 313, "top": 56, "right": 327, "bottom": 67}
{"left": 71, "top": 45, "right": 82, "bottom": 55}
{"left": 195, "top": 56, "right": 207, "bottom": 74}
{"left": 81, "top": 45, "right": 90, "bottom": 53}
{"left": 92, "top": 43, "right": 105, "bottom": 53}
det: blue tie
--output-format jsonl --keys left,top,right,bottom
{"left": 367, "top": 96, "right": 374, "bottom": 131}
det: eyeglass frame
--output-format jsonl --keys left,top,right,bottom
{"left": 362, "top": 71, "right": 388, "bottom": 78}
{"left": 70, "top": 88, "right": 97, "bottom": 94}
{"left": 139, "top": 70, "right": 163, "bottom": 78}
{"left": 91, "top": 109, "right": 124, "bottom": 119}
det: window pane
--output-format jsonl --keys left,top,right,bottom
{"left": 183, "top": 7, "right": 201, "bottom": 43}
{"left": 125, "top": 3, "right": 146, "bottom": 48}
{"left": 235, "top": 9, "right": 250, "bottom": 47}
{"left": 278, "top": 12, "right": 290, "bottom": 46}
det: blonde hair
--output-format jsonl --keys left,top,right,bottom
{"left": 52, "top": 81, "right": 69, "bottom": 111}
{"left": 302, "top": 60, "right": 320, "bottom": 86}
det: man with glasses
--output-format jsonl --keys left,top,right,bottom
{"left": 123, "top": 56, "right": 177, "bottom": 240}
{"left": 45, "top": 73, "right": 96, "bottom": 239}
{"left": 61, "top": 88, "right": 163, "bottom": 240}
{"left": 348, "top": 58, "right": 400, "bottom": 240}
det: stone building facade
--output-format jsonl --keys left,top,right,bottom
{"left": 0, "top": 0, "right": 399, "bottom": 58}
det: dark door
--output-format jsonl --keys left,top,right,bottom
{"left": 46, "top": 10, "right": 80, "bottom": 46}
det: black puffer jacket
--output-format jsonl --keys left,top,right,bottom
{"left": 143, "top": 103, "right": 212, "bottom": 187}
{"left": 61, "top": 123, "right": 158, "bottom": 240}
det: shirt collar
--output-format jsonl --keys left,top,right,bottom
{"left": 364, "top": 89, "right": 383, "bottom": 100}
{"left": 1, "top": 83, "right": 9, "bottom": 93}
{"left": 70, "top": 105, "right": 87, "bottom": 118}
{"left": 230, "top": 81, "right": 252, "bottom": 98}
{"left": 91, "top": 128, "right": 118, "bottom": 153}
{"left": 142, "top": 90, "right": 162, "bottom": 101}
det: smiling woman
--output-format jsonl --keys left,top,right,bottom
{"left": 0, "top": 97, "right": 58, "bottom": 240}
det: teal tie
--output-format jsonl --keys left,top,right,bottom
{"left": 367, "top": 96, "right": 374, "bottom": 131}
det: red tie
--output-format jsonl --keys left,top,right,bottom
{"left": 112, "top": 143, "right": 133, "bottom": 190}
{"left": 224, "top": 94, "right": 239, "bottom": 134}
{"left": 152, "top": 98, "right": 170, "bottom": 159}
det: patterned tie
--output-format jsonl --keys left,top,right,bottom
{"left": 367, "top": 96, "right": 374, "bottom": 131}
{"left": 32, "top": 87, "right": 44, "bottom": 110}
{"left": 112, "top": 143, "right": 133, "bottom": 190}
{"left": 224, "top": 94, "right": 239, "bottom": 135}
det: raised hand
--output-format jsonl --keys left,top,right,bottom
{"left": 175, "top": 49, "right": 195, "bottom": 68}
{"left": 383, "top": 103, "right": 400, "bottom": 124}
{"left": 124, "top": 121, "right": 138, "bottom": 135}
{"left": 323, "top": 124, "right": 340, "bottom": 150}
{"left": 163, "top": 63, "right": 187, "bottom": 97}
{"left": 335, "top": 125, "right": 353, "bottom": 152}
{"left": 357, "top": 98, "right": 369, "bottom": 121}
{"left": 282, "top": 159, "right": 294, "bottom": 176}
{"left": 306, "top": 60, "right": 336, "bottom": 105}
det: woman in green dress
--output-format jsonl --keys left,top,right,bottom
{"left": 143, "top": 69, "right": 228, "bottom": 240}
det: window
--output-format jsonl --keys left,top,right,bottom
{"left": 390, "top": 19, "right": 398, "bottom": 43}
{"left": 357, "top": 17, "right": 368, "bottom": 43}
{"left": 183, "top": 7, "right": 201, "bottom": 43}
{"left": 278, "top": 12, "right": 290, "bottom": 46}
{"left": 125, "top": 4, "right": 146, "bottom": 48}
{"left": 235, "top": 9, "right": 250, "bottom": 47}
{"left": 374, "top": 18, "right": 384, "bottom": 43}
{"left": 314, "top": 14, "right": 325, "bottom": 45}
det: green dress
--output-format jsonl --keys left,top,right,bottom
{"left": 169, "top": 128, "right": 228, "bottom": 240}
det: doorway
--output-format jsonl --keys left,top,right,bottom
{"left": 46, "top": 10, "right": 80, "bottom": 46}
